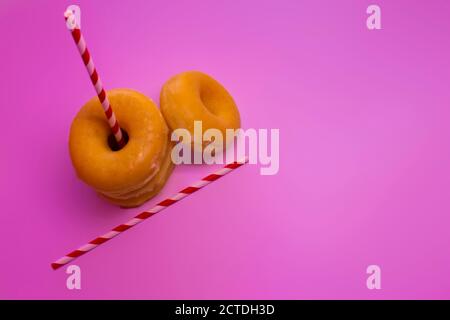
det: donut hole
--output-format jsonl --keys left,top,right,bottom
{"left": 107, "top": 129, "right": 129, "bottom": 151}
{"left": 199, "top": 89, "right": 220, "bottom": 117}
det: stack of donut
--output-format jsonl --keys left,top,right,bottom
{"left": 69, "top": 71, "right": 240, "bottom": 208}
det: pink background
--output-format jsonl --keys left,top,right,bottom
{"left": 1, "top": 0, "right": 450, "bottom": 299}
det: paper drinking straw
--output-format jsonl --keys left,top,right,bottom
{"left": 51, "top": 158, "right": 248, "bottom": 270}
{"left": 64, "top": 8, "right": 126, "bottom": 148}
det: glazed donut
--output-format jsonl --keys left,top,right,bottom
{"left": 69, "top": 88, "right": 174, "bottom": 207}
{"left": 160, "top": 71, "right": 241, "bottom": 149}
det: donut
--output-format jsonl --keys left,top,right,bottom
{"left": 160, "top": 71, "right": 241, "bottom": 150}
{"left": 69, "top": 88, "right": 174, "bottom": 207}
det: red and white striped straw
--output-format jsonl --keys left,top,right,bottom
{"left": 51, "top": 158, "right": 248, "bottom": 270}
{"left": 64, "top": 8, "right": 126, "bottom": 148}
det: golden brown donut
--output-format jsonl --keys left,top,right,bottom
{"left": 160, "top": 71, "right": 241, "bottom": 149}
{"left": 69, "top": 88, "right": 173, "bottom": 207}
